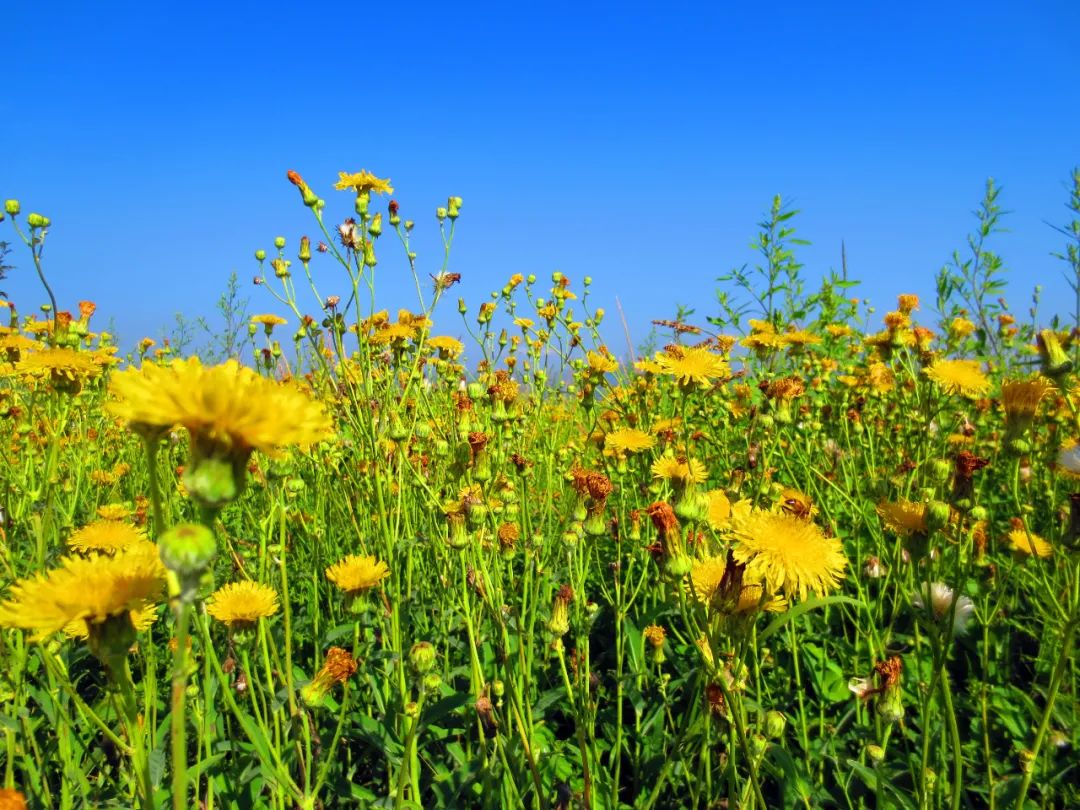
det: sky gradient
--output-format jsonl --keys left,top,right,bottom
{"left": 2, "top": 2, "right": 1078, "bottom": 352}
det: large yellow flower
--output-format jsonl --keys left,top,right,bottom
{"left": 655, "top": 346, "right": 728, "bottom": 387}
{"left": 876, "top": 500, "right": 928, "bottom": 537}
{"left": 107, "top": 358, "right": 333, "bottom": 453}
{"left": 1006, "top": 529, "right": 1052, "bottom": 558}
{"left": 924, "top": 359, "right": 990, "bottom": 398}
{"left": 64, "top": 602, "right": 158, "bottom": 640}
{"left": 651, "top": 456, "right": 708, "bottom": 485}
{"left": 0, "top": 543, "right": 166, "bottom": 638}
{"left": 730, "top": 511, "right": 847, "bottom": 601}
{"left": 67, "top": 520, "right": 148, "bottom": 554}
{"left": 206, "top": 581, "right": 279, "bottom": 628}
{"left": 604, "top": 428, "right": 655, "bottom": 454}
{"left": 16, "top": 347, "right": 102, "bottom": 383}
{"left": 334, "top": 170, "right": 393, "bottom": 195}
{"left": 326, "top": 555, "right": 390, "bottom": 596}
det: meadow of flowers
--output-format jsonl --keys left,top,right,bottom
{"left": 0, "top": 169, "right": 1077, "bottom": 809}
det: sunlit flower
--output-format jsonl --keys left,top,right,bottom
{"left": 427, "top": 335, "right": 465, "bottom": 359}
{"left": 912, "top": 581, "right": 975, "bottom": 636}
{"left": 0, "top": 543, "right": 166, "bottom": 638}
{"left": 64, "top": 602, "right": 158, "bottom": 640}
{"left": 96, "top": 503, "right": 134, "bottom": 521}
{"left": 1001, "top": 377, "right": 1053, "bottom": 423}
{"left": 587, "top": 350, "right": 619, "bottom": 374}
{"left": 108, "top": 358, "right": 333, "bottom": 453}
{"left": 206, "top": 581, "right": 279, "bottom": 629}
{"left": 730, "top": 511, "right": 847, "bottom": 601}
{"left": 301, "top": 647, "right": 359, "bottom": 707}
{"left": 1006, "top": 529, "right": 1052, "bottom": 558}
{"left": 251, "top": 314, "right": 287, "bottom": 329}
{"left": 924, "top": 359, "right": 990, "bottom": 398}
{"left": 326, "top": 555, "right": 390, "bottom": 596}
{"left": 655, "top": 346, "right": 728, "bottom": 387}
{"left": 604, "top": 428, "right": 655, "bottom": 454}
{"left": 334, "top": 170, "right": 394, "bottom": 195}
{"left": 705, "top": 489, "right": 732, "bottom": 530}
{"left": 876, "top": 500, "right": 928, "bottom": 537}
{"left": 689, "top": 555, "right": 727, "bottom": 603}
{"left": 67, "top": 520, "right": 148, "bottom": 554}
{"left": 16, "top": 347, "right": 102, "bottom": 384}
{"left": 652, "top": 456, "right": 708, "bottom": 485}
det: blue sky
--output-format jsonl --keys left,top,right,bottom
{"left": 1, "top": 2, "right": 1078, "bottom": 352}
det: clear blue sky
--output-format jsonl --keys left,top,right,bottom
{"left": 2, "top": 2, "right": 1078, "bottom": 351}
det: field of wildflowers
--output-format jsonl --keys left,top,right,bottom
{"left": 0, "top": 168, "right": 1077, "bottom": 809}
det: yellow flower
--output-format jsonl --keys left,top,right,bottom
{"left": 334, "top": 170, "right": 393, "bottom": 195}
{"left": 64, "top": 602, "right": 158, "bottom": 640}
{"left": 326, "top": 555, "right": 390, "bottom": 596}
{"left": 206, "top": 581, "right": 279, "bottom": 628}
{"left": 706, "top": 489, "right": 732, "bottom": 530}
{"left": 108, "top": 358, "right": 333, "bottom": 454}
{"left": 96, "top": 503, "right": 134, "bottom": 521}
{"left": 876, "top": 500, "right": 928, "bottom": 536}
{"left": 730, "top": 511, "right": 847, "bottom": 601}
{"left": 427, "top": 335, "right": 465, "bottom": 358}
{"left": 604, "top": 428, "right": 655, "bottom": 454}
{"left": 0, "top": 543, "right": 166, "bottom": 638}
{"left": 251, "top": 314, "right": 287, "bottom": 328}
{"left": 652, "top": 456, "right": 708, "bottom": 485}
{"left": 16, "top": 347, "right": 102, "bottom": 382}
{"left": 587, "top": 351, "right": 619, "bottom": 374}
{"left": 1001, "top": 377, "right": 1053, "bottom": 421}
{"left": 369, "top": 323, "right": 417, "bottom": 345}
{"left": 780, "top": 330, "right": 821, "bottom": 349}
{"left": 689, "top": 555, "right": 727, "bottom": 603}
{"left": 731, "top": 583, "right": 787, "bottom": 615}
{"left": 67, "top": 520, "right": 148, "bottom": 554}
{"left": 655, "top": 346, "right": 728, "bottom": 387}
{"left": 949, "top": 318, "right": 976, "bottom": 338}
{"left": 634, "top": 358, "right": 664, "bottom": 375}
{"left": 649, "top": 417, "right": 682, "bottom": 434}
{"left": 924, "top": 359, "right": 990, "bottom": 398}
{"left": 1007, "top": 529, "right": 1052, "bottom": 558}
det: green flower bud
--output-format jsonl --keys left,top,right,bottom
{"left": 926, "top": 501, "right": 951, "bottom": 532}
{"left": 4, "top": 200, "right": 20, "bottom": 216}
{"left": 159, "top": 523, "right": 217, "bottom": 601}
{"left": 274, "top": 236, "right": 286, "bottom": 249}
{"left": 86, "top": 612, "right": 137, "bottom": 672}
{"left": 866, "top": 744, "right": 886, "bottom": 764}
{"left": 436, "top": 206, "right": 447, "bottom": 221}
{"left": 26, "top": 213, "right": 50, "bottom": 229}
{"left": 255, "top": 249, "right": 267, "bottom": 261}
{"left": 764, "top": 710, "right": 787, "bottom": 739}
{"left": 183, "top": 454, "right": 243, "bottom": 510}
{"left": 409, "top": 641, "right": 437, "bottom": 675}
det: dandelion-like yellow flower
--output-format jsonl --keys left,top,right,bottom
{"left": 326, "top": 555, "right": 390, "bottom": 596}
{"left": 67, "top": 520, "right": 148, "bottom": 554}
{"left": 587, "top": 351, "right": 619, "bottom": 374}
{"left": 604, "top": 428, "right": 655, "bottom": 454}
{"left": 64, "top": 602, "right": 158, "bottom": 640}
{"left": 730, "top": 511, "right": 847, "bottom": 602}
{"left": 96, "top": 503, "right": 134, "bottom": 521}
{"left": 334, "top": 170, "right": 393, "bottom": 195}
{"left": 16, "top": 347, "right": 102, "bottom": 382}
{"left": 107, "top": 358, "right": 333, "bottom": 454}
{"left": 652, "top": 456, "right": 708, "bottom": 485}
{"left": 689, "top": 555, "right": 727, "bottom": 603}
{"left": 1001, "top": 377, "right": 1053, "bottom": 420}
{"left": 206, "top": 581, "right": 279, "bottom": 629}
{"left": 655, "top": 346, "right": 728, "bottom": 387}
{"left": 876, "top": 500, "right": 928, "bottom": 536}
{"left": 251, "top": 314, "right": 287, "bottom": 328}
{"left": 427, "top": 335, "right": 465, "bottom": 358}
{"left": 0, "top": 543, "right": 166, "bottom": 638}
{"left": 705, "top": 489, "right": 732, "bottom": 531}
{"left": 1006, "top": 529, "right": 1052, "bottom": 558}
{"left": 924, "top": 359, "right": 990, "bottom": 398}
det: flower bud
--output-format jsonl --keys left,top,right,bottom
{"left": 436, "top": 206, "right": 447, "bottom": 221}
{"left": 298, "top": 236, "right": 312, "bottom": 263}
{"left": 255, "top": 249, "right": 266, "bottom": 262}
{"left": 764, "top": 710, "right": 787, "bottom": 739}
{"left": 865, "top": 744, "right": 886, "bottom": 764}
{"left": 4, "top": 200, "right": 20, "bottom": 216}
{"left": 26, "top": 213, "right": 50, "bottom": 229}
{"left": 274, "top": 236, "right": 286, "bottom": 249}
{"left": 159, "top": 523, "right": 217, "bottom": 601}
{"left": 409, "top": 641, "right": 437, "bottom": 675}
{"left": 926, "top": 501, "right": 951, "bottom": 532}
{"left": 447, "top": 196, "right": 463, "bottom": 219}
